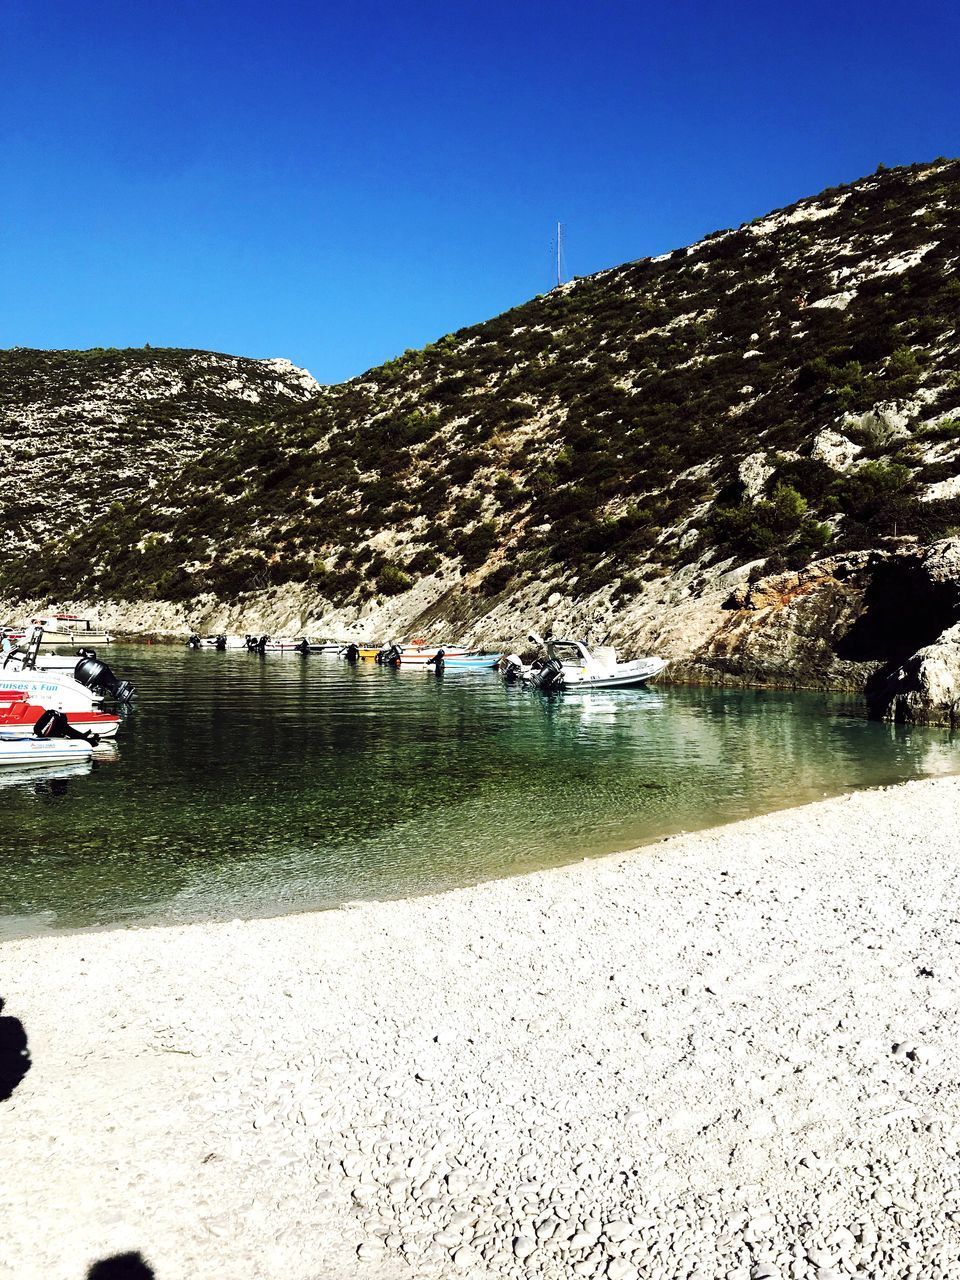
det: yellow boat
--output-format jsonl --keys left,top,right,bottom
{"left": 356, "top": 645, "right": 382, "bottom": 659}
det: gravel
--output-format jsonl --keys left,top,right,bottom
{"left": 4, "top": 777, "right": 960, "bottom": 1278}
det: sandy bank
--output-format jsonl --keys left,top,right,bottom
{"left": 4, "top": 779, "right": 960, "bottom": 1279}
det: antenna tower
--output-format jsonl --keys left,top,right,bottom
{"left": 556, "top": 221, "right": 563, "bottom": 288}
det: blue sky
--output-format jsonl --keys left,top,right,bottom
{"left": 1, "top": 1, "right": 957, "bottom": 383}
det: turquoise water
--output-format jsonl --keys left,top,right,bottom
{"left": 0, "top": 645, "right": 957, "bottom": 939}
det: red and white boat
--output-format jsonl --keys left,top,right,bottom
{"left": 0, "top": 690, "right": 121, "bottom": 739}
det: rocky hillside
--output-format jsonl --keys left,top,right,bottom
{"left": 0, "top": 347, "right": 320, "bottom": 549}
{"left": 3, "top": 158, "right": 960, "bottom": 721}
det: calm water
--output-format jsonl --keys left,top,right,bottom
{"left": 1, "top": 645, "right": 957, "bottom": 939}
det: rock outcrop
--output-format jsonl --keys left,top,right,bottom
{"left": 869, "top": 623, "right": 960, "bottom": 727}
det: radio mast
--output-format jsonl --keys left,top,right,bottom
{"left": 556, "top": 221, "right": 563, "bottom": 288}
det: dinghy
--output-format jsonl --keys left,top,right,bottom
{"left": 426, "top": 650, "right": 503, "bottom": 670}
{"left": 188, "top": 633, "right": 249, "bottom": 650}
{"left": 246, "top": 635, "right": 312, "bottom": 654}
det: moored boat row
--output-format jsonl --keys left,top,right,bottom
{"left": 185, "top": 627, "right": 667, "bottom": 688}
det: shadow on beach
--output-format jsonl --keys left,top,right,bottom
{"left": 0, "top": 995, "right": 31, "bottom": 1101}
{"left": 87, "top": 1253, "right": 156, "bottom": 1278}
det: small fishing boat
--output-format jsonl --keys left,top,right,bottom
{"left": 426, "top": 651, "right": 503, "bottom": 670}
{"left": 502, "top": 634, "right": 668, "bottom": 691}
{"left": 339, "top": 643, "right": 380, "bottom": 661}
{"left": 378, "top": 642, "right": 471, "bottom": 667}
{"left": 245, "top": 635, "right": 312, "bottom": 654}
{"left": 0, "top": 736, "right": 94, "bottom": 766}
{"left": 188, "top": 633, "right": 249, "bottom": 650}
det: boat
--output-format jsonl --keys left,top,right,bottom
{"left": 245, "top": 635, "right": 312, "bottom": 654}
{"left": 187, "top": 633, "right": 249, "bottom": 650}
{"left": 0, "top": 628, "right": 135, "bottom": 710}
{"left": 339, "top": 643, "right": 379, "bottom": 661}
{"left": 377, "top": 642, "right": 472, "bottom": 667}
{"left": 0, "top": 737, "right": 94, "bottom": 766}
{"left": 425, "top": 651, "right": 503, "bottom": 670}
{"left": 3, "top": 614, "right": 113, "bottom": 648}
{"left": 0, "top": 692, "right": 121, "bottom": 740}
{"left": 502, "top": 633, "right": 668, "bottom": 691}
{"left": 0, "top": 648, "right": 98, "bottom": 673}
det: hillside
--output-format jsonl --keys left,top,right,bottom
{"left": 0, "top": 347, "right": 320, "bottom": 550}
{"left": 3, "top": 158, "right": 960, "bottom": 718}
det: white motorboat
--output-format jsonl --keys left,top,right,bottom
{"left": 246, "top": 635, "right": 313, "bottom": 653}
{"left": 187, "top": 633, "right": 250, "bottom": 650}
{"left": 0, "top": 628, "right": 135, "bottom": 710}
{"left": 3, "top": 614, "right": 113, "bottom": 648}
{"left": 1, "top": 649, "right": 96, "bottom": 673}
{"left": 502, "top": 634, "right": 668, "bottom": 691}
{"left": 0, "top": 737, "right": 94, "bottom": 766}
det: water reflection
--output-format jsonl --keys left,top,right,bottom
{"left": 0, "top": 646, "right": 957, "bottom": 939}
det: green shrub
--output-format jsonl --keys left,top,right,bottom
{"left": 376, "top": 564, "right": 413, "bottom": 595}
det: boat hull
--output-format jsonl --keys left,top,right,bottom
{"left": 0, "top": 673, "right": 102, "bottom": 712}
{"left": 562, "top": 668, "right": 665, "bottom": 690}
{"left": 0, "top": 706, "right": 121, "bottom": 739}
{"left": 0, "top": 737, "right": 94, "bottom": 766}
{"left": 430, "top": 654, "right": 503, "bottom": 669}
{"left": 35, "top": 630, "right": 112, "bottom": 649}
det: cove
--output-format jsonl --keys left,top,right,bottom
{"left": 1, "top": 645, "right": 958, "bottom": 939}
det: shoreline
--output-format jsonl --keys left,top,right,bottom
{"left": 5, "top": 777, "right": 960, "bottom": 1278}
{"left": 3, "top": 761, "right": 949, "bottom": 945}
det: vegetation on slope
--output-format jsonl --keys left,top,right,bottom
{"left": 2, "top": 159, "right": 960, "bottom": 609}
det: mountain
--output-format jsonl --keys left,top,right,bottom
{"left": 3, "top": 158, "right": 960, "bottom": 720}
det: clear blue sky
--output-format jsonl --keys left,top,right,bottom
{"left": 1, "top": 1, "right": 957, "bottom": 384}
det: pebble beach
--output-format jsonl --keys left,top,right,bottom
{"left": 4, "top": 776, "right": 960, "bottom": 1280}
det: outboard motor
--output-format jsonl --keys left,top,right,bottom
{"left": 342, "top": 643, "right": 360, "bottom": 662}
{"left": 531, "top": 656, "right": 565, "bottom": 693}
{"left": 214, "top": 634, "right": 227, "bottom": 651}
{"left": 426, "top": 648, "right": 445, "bottom": 673}
{"left": 501, "top": 654, "right": 525, "bottom": 683}
{"left": 187, "top": 634, "right": 202, "bottom": 650}
{"left": 296, "top": 638, "right": 310, "bottom": 655}
{"left": 379, "top": 644, "right": 402, "bottom": 668}
{"left": 33, "top": 708, "right": 100, "bottom": 746}
{"left": 73, "top": 654, "right": 136, "bottom": 703}
{"left": 256, "top": 634, "right": 269, "bottom": 653}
